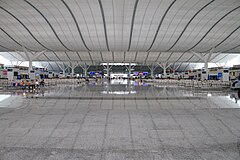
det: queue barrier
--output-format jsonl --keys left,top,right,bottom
{"left": 0, "top": 78, "right": 86, "bottom": 89}
{"left": 145, "top": 79, "right": 230, "bottom": 89}
{"left": 0, "top": 78, "right": 231, "bottom": 90}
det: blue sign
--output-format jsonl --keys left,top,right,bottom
{"left": 89, "top": 71, "right": 95, "bottom": 75}
{"left": 143, "top": 72, "right": 148, "bottom": 75}
{"left": 218, "top": 73, "right": 222, "bottom": 78}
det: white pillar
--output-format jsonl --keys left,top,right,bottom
{"left": 22, "top": 46, "right": 46, "bottom": 78}
{"left": 84, "top": 69, "right": 87, "bottom": 77}
{"left": 163, "top": 67, "right": 166, "bottom": 76}
{"left": 163, "top": 63, "right": 167, "bottom": 76}
{"left": 148, "top": 65, "right": 156, "bottom": 78}
{"left": 79, "top": 63, "right": 89, "bottom": 77}
{"left": 128, "top": 63, "right": 131, "bottom": 78}
{"left": 70, "top": 62, "right": 77, "bottom": 77}
{"left": 28, "top": 60, "right": 33, "bottom": 75}
{"left": 56, "top": 62, "right": 68, "bottom": 77}
{"left": 62, "top": 64, "right": 66, "bottom": 75}
{"left": 157, "top": 62, "right": 172, "bottom": 77}
{"left": 204, "top": 62, "right": 208, "bottom": 80}
{"left": 71, "top": 67, "right": 74, "bottom": 77}
{"left": 66, "top": 62, "right": 79, "bottom": 77}
{"left": 191, "top": 48, "right": 214, "bottom": 81}
{"left": 151, "top": 69, "right": 154, "bottom": 78}
{"left": 150, "top": 65, "right": 154, "bottom": 78}
{"left": 107, "top": 63, "right": 110, "bottom": 77}
{"left": 83, "top": 64, "right": 88, "bottom": 77}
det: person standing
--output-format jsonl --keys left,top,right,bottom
{"left": 35, "top": 80, "right": 39, "bottom": 89}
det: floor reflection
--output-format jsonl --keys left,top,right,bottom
{"left": 0, "top": 87, "right": 50, "bottom": 98}
{"left": 37, "top": 79, "right": 232, "bottom": 98}
{"left": 0, "top": 79, "right": 237, "bottom": 98}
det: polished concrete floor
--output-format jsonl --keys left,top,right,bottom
{"left": 0, "top": 80, "right": 240, "bottom": 159}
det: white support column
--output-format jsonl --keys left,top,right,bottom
{"left": 157, "top": 62, "right": 172, "bottom": 76}
{"left": 166, "top": 63, "right": 172, "bottom": 75}
{"left": 79, "top": 64, "right": 84, "bottom": 77}
{"left": 68, "top": 62, "right": 75, "bottom": 77}
{"left": 103, "top": 63, "right": 113, "bottom": 78}
{"left": 79, "top": 63, "right": 90, "bottom": 77}
{"left": 85, "top": 64, "right": 90, "bottom": 77}
{"left": 128, "top": 63, "right": 131, "bottom": 78}
{"left": 191, "top": 48, "right": 214, "bottom": 80}
{"left": 84, "top": 69, "right": 87, "bottom": 77}
{"left": 147, "top": 64, "right": 158, "bottom": 78}
{"left": 56, "top": 62, "right": 68, "bottom": 76}
{"left": 206, "top": 48, "right": 214, "bottom": 78}
{"left": 163, "top": 64, "right": 167, "bottom": 76}
{"left": 204, "top": 62, "right": 208, "bottom": 78}
{"left": 125, "top": 63, "right": 135, "bottom": 78}
{"left": 150, "top": 65, "right": 154, "bottom": 78}
{"left": 106, "top": 63, "right": 111, "bottom": 77}
{"left": 62, "top": 64, "right": 66, "bottom": 75}
{"left": 28, "top": 60, "right": 33, "bottom": 75}
{"left": 151, "top": 70, "right": 154, "bottom": 78}
{"left": 23, "top": 48, "right": 32, "bottom": 75}
{"left": 66, "top": 62, "right": 79, "bottom": 77}
{"left": 22, "top": 46, "right": 47, "bottom": 76}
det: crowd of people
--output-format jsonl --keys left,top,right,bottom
{"left": 11, "top": 79, "right": 45, "bottom": 90}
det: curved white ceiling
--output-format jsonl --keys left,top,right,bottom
{"left": 0, "top": 0, "right": 240, "bottom": 63}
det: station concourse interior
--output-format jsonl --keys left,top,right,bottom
{"left": 0, "top": 0, "right": 240, "bottom": 159}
